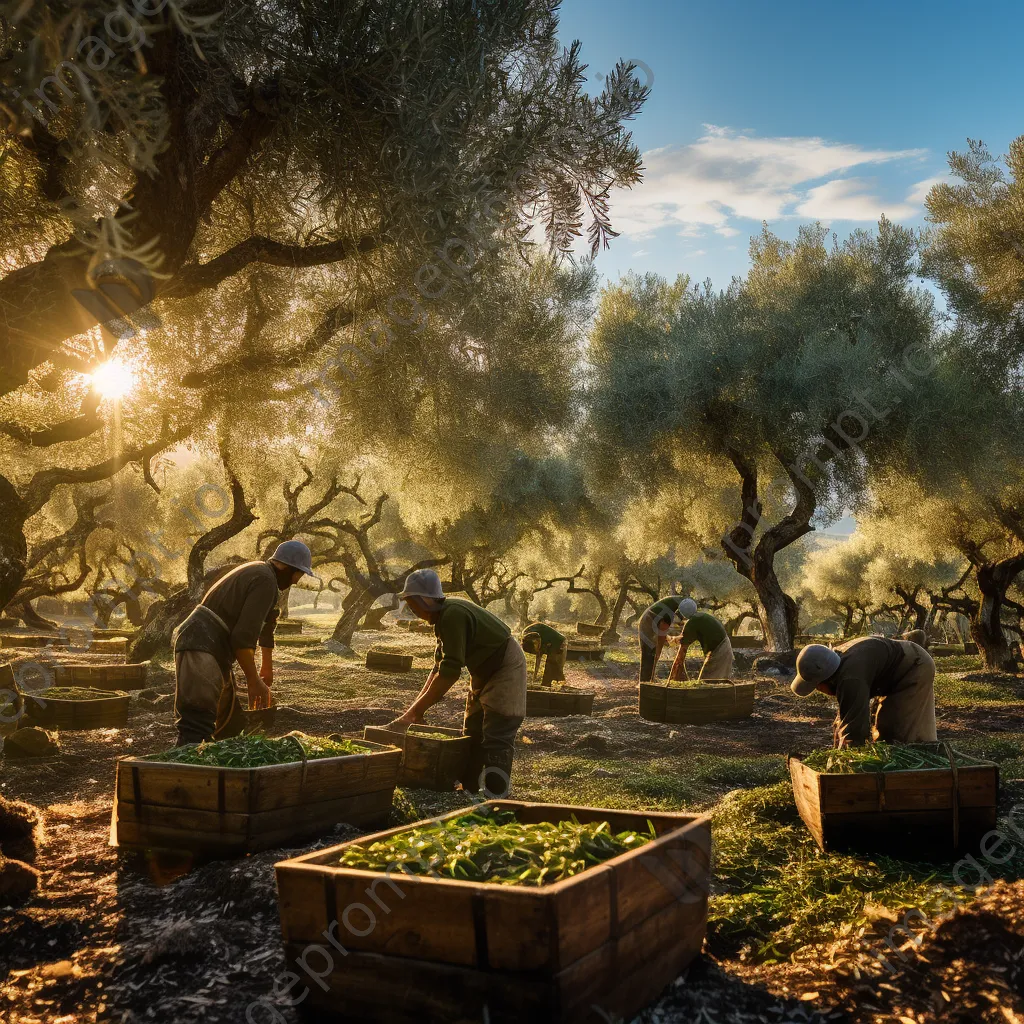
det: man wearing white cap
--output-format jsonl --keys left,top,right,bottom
{"left": 667, "top": 599, "right": 734, "bottom": 681}
{"left": 388, "top": 569, "right": 526, "bottom": 797}
{"left": 171, "top": 540, "right": 319, "bottom": 746}
{"left": 790, "top": 636, "right": 936, "bottom": 747}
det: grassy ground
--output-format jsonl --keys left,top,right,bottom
{"left": 1, "top": 619, "right": 1022, "bottom": 1023}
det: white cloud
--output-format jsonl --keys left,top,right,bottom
{"left": 795, "top": 177, "right": 916, "bottom": 221}
{"left": 631, "top": 248, "right": 650, "bottom": 257}
{"left": 906, "top": 174, "right": 953, "bottom": 205}
{"left": 611, "top": 126, "right": 928, "bottom": 238}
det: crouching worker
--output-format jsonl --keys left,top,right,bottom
{"left": 638, "top": 595, "right": 686, "bottom": 682}
{"left": 668, "top": 599, "right": 734, "bottom": 681}
{"left": 171, "top": 541, "right": 318, "bottom": 746}
{"left": 791, "top": 635, "right": 937, "bottom": 747}
{"left": 388, "top": 569, "right": 526, "bottom": 797}
{"left": 521, "top": 621, "right": 567, "bottom": 687}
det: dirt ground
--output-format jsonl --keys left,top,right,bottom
{"left": 1, "top": 621, "right": 1022, "bottom": 1024}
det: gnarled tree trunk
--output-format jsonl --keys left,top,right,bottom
{"left": 972, "top": 556, "right": 1024, "bottom": 672}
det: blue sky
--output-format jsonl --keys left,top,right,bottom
{"left": 558, "top": 0, "right": 1023, "bottom": 288}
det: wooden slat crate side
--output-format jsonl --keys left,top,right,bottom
{"left": 56, "top": 663, "right": 149, "bottom": 690}
{"left": 576, "top": 622, "right": 605, "bottom": 637}
{"left": 609, "top": 823, "right": 711, "bottom": 936}
{"left": 728, "top": 635, "right": 764, "bottom": 649}
{"left": 0, "top": 634, "right": 69, "bottom": 649}
{"left": 282, "top": 943, "right": 555, "bottom": 1024}
{"left": 819, "top": 806, "right": 998, "bottom": 850}
{"left": 788, "top": 757, "right": 825, "bottom": 850}
{"left": 116, "top": 788, "right": 395, "bottom": 854}
{"left": 250, "top": 747, "right": 402, "bottom": 812}
{"left": 275, "top": 620, "right": 304, "bottom": 634}
{"left": 526, "top": 689, "right": 551, "bottom": 714}
{"left": 816, "top": 764, "right": 999, "bottom": 814}
{"left": 323, "top": 869, "right": 482, "bottom": 966}
{"left": 365, "top": 650, "right": 415, "bottom": 672}
{"left": 116, "top": 760, "right": 252, "bottom": 813}
{"left": 281, "top": 891, "right": 708, "bottom": 1024}
{"left": 25, "top": 693, "right": 130, "bottom": 731}
{"left": 556, "top": 893, "right": 707, "bottom": 1021}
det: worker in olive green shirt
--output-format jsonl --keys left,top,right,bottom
{"left": 389, "top": 569, "right": 527, "bottom": 797}
{"left": 638, "top": 595, "right": 686, "bottom": 682}
{"left": 667, "top": 599, "right": 734, "bottom": 681}
{"left": 791, "top": 636, "right": 936, "bottom": 747}
{"left": 521, "top": 621, "right": 568, "bottom": 686}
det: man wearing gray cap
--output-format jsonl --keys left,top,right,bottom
{"left": 388, "top": 568, "right": 526, "bottom": 797}
{"left": 791, "top": 635, "right": 937, "bottom": 748}
{"left": 171, "top": 540, "right": 319, "bottom": 746}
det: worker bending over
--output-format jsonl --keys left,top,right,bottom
{"left": 171, "top": 541, "right": 318, "bottom": 746}
{"left": 791, "top": 635, "right": 937, "bottom": 747}
{"left": 668, "top": 599, "right": 734, "bottom": 681}
{"left": 521, "top": 621, "right": 568, "bottom": 686}
{"left": 638, "top": 595, "right": 686, "bottom": 682}
{"left": 389, "top": 570, "right": 526, "bottom": 797}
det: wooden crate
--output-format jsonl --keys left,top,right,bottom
{"left": 54, "top": 662, "right": 149, "bottom": 691}
{"left": 363, "top": 724, "right": 471, "bottom": 790}
{"left": 0, "top": 634, "right": 69, "bottom": 649}
{"left": 639, "top": 681, "right": 755, "bottom": 725}
{"left": 22, "top": 689, "right": 130, "bottom": 731}
{"left": 565, "top": 641, "right": 605, "bottom": 662}
{"left": 365, "top": 650, "right": 415, "bottom": 673}
{"left": 729, "top": 635, "right": 764, "bottom": 650}
{"left": 216, "top": 706, "right": 280, "bottom": 739}
{"left": 575, "top": 622, "right": 605, "bottom": 638}
{"left": 525, "top": 687, "right": 596, "bottom": 718}
{"left": 86, "top": 628, "right": 136, "bottom": 640}
{"left": 114, "top": 740, "right": 402, "bottom": 855}
{"left": 85, "top": 638, "right": 128, "bottom": 656}
{"left": 276, "top": 620, "right": 304, "bottom": 635}
{"left": 274, "top": 800, "right": 711, "bottom": 1024}
{"left": 788, "top": 745, "right": 999, "bottom": 854}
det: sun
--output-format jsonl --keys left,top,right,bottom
{"left": 90, "top": 360, "right": 136, "bottom": 400}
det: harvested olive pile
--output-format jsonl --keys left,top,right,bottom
{"left": 803, "top": 742, "right": 985, "bottom": 773}
{"left": 146, "top": 732, "right": 369, "bottom": 767}
{"left": 37, "top": 687, "right": 123, "bottom": 700}
{"left": 408, "top": 730, "right": 461, "bottom": 741}
{"left": 336, "top": 807, "right": 656, "bottom": 885}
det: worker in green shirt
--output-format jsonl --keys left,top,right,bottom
{"left": 521, "top": 621, "right": 568, "bottom": 686}
{"left": 638, "top": 595, "right": 685, "bottom": 681}
{"left": 388, "top": 569, "right": 527, "bottom": 797}
{"left": 667, "top": 599, "right": 734, "bottom": 681}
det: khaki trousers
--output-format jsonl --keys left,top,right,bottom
{"left": 174, "top": 650, "right": 231, "bottom": 746}
{"left": 874, "top": 644, "right": 937, "bottom": 743}
{"left": 698, "top": 637, "right": 735, "bottom": 680}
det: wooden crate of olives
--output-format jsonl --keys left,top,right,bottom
{"left": 565, "top": 640, "right": 604, "bottom": 662}
{"left": 54, "top": 662, "right": 149, "bottom": 691}
{"left": 274, "top": 800, "right": 711, "bottom": 1023}
{"left": 365, "top": 649, "right": 414, "bottom": 672}
{"left": 0, "top": 633, "right": 69, "bottom": 649}
{"left": 114, "top": 733, "right": 402, "bottom": 855}
{"left": 526, "top": 686, "right": 595, "bottom": 718}
{"left": 362, "top": 724, "right": 472, "bottom": 790}
{"left": 575, "top": 622, "right": 605, "bottom": 637}
{"left": 789, "top": 742, "right": 999, "bottom": 854}
{"left": 639, "top": 680, "right": 754, "bottom": 724}
{"left": 22, "top": 687, "right": 130, "bottom": 731}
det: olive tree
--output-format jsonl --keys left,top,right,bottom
{"left": 586, "top": 221, "right": 940, "bottom": 649}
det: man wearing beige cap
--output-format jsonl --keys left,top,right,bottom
{"left": 388, "top": 569, "right": 527, "bottom": 796}
{"left": 791, "top": 635, "right": 937, "bottom": 747}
